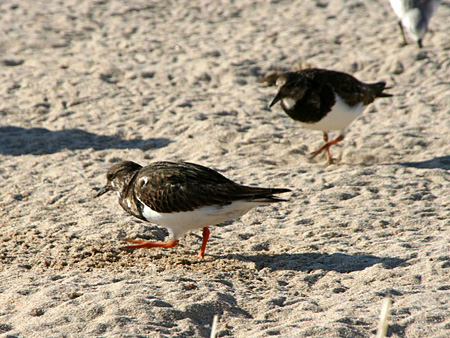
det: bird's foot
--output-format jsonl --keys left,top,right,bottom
{"left": 326, "top": 156, "right": 336, "bottom": 165}
{"left": 121, "top": 238, "right": 179, "bottom": 250}
{"left": 309, "top": 142, "right": 332, "bottom": 160}
{"left": 309, "top": 134, "right": 344, "bottom": 163}
{"left": 309, "top": 149, "right": 336, "bottom": 164}
{"left": 309, "top": 147, "right": 326, "bottom": 159}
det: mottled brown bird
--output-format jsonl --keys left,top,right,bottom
{"left": 269, "top": 68, "right": 392, "bottom": 164}
{"left": 95, "top": 161, "right": 290, "bottom": 258}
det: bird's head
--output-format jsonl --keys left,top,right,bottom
{"left": 94, "top": 161, "right": 143, "bottom": 198}
{"left": 268, "top": 72, "right": 308, "bottom": 109}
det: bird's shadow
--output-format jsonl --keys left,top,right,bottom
{"left": 395, "top": 155, "right": 450, "bottom": 170}
{"left": 219, "top": 252, "right": 406, "bottom": 273}
{"left": 0, "top": 126, "right": 172, "bottom": 155}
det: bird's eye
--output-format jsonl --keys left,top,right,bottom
{"left": 107, "top": 173, "right": 115, "bottom": 181}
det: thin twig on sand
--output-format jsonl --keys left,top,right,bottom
{"left": 376, "top": 297, "right": 392, "bottom": 338}
{"left": 210, "top": 315, "right": 219, "bottom": 338}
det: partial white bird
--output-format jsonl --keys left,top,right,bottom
{"left": 390, "top": 0, "right": 441, "bottom": 47}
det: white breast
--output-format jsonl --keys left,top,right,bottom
{"left": 390, "top": 0, "right": 407, "bottom": 18}
{"left": 138, "top": 198, "right": 259, "bottom": 239}
{"left": 299, "top": 94, "right": 365, "bottom": 132}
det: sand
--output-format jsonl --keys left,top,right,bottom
{"left": 1, "top": 0, "right": 449, "bottom": 337}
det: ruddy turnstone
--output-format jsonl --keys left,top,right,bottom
{"left": 389, "top": 0, "right": 441, "bottom": 48}
{"left": 95, "top": 161, "right": 290, "bottom": 258}
{"left": 268, "top": 68, "right": 392, "bottom": 164}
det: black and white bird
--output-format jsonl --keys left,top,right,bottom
{"left": 268, "top": 68, "right": 392, "bottom": 164}
{"left": 95, "top": 161, "right": 290, "bottom": 258}
{"left": 389, "top": 0, "right": 441, "bottom": 48}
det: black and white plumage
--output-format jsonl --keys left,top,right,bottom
{"left": 268, "top": 68, "right": 392, "bottom": 164}
{"left": 390, "top": 0, "right": 441, "bottom": 48}
{"left": 95, "top": 161, "right": 290, "bottom": 258}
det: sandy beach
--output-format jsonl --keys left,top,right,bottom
{"left": 1, "top": 0, "right": 449, "bottom": 337}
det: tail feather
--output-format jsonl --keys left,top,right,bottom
{"left": 252, "top": 196, "right": 290, "bottom": 203}
{"left": 237, "top": 187, "right": 291, "bottom": 203}
{"left": 265, "top": 188, "right": 292, "bottom": 195}
{"left": 370, "top": 81, "right": 393, "bottom": 98}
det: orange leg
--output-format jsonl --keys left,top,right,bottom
{"left": 310, "top": 133, "right": 345, "bottom": 164}
{"left": 122, "top": 238, "right": 179, "bottom": 250}
{"left": 198, "top": 227, "right": 210, "bottom": 259}
{"left": 322, "top": 132, "right": 333, "bottom": 164}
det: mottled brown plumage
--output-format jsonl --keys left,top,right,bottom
{"left": 268, "top": 68, "right": 392, "bottom": 164}
{"left": 269, "top": 68, "right": 390, "bottom": 122}
{"left": 95, "top": 161, "right": 290, "bottom": 258}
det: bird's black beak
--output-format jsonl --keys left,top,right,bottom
{"left": 94, "top": 185, "right": 111, "bottom": 198}
{"left": 268, "top": 91, "right": 283, "bottom": 109}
